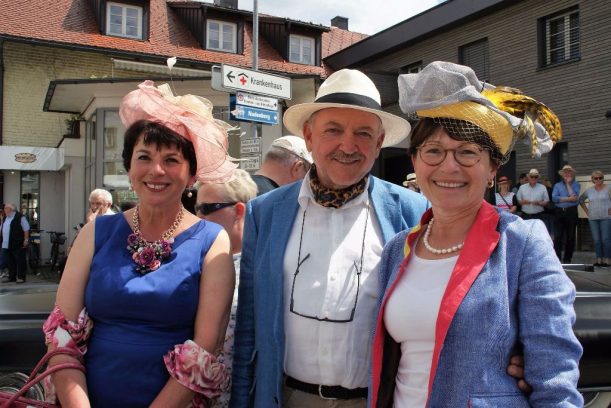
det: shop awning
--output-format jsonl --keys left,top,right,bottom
{"left": 0, "top": 146, "right": 63, "bottom": 171}
{"left": 43, "top": 77, "right": 214, "bottom": 114}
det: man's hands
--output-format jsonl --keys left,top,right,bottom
{"left": 86, "top": 205, "right": 107, "bottom": 223}
{"left": 507, "top": 355, "right": 532, "bottom": 393}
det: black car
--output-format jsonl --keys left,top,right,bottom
{"left": 1, "top": 270, "right": 610, "bottom": 406}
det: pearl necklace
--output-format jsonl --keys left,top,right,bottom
{"left": 127, "top": 205, "right": 185, "bottom": 274}
{"left": 422, "top": 217, "right": 464, "bottom": 255}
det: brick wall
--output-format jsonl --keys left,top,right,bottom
{"left": 2, "top": 42, "right": 142, "bottom": 147}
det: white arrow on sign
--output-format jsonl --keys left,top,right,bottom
{"left": 222, "top": 64, "right": 291, "bottom": 100}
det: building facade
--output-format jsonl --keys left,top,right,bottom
{"left": 326, "top": 0, "right": 611, "bottom": 190}
{"left": 0, "top": 0, "right": 366, "bottom": 257}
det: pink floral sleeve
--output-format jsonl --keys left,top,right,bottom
{"left": 43, "top": 303, "right": 93, "bottom": 352}
{"left": 164, "top": 340, "right": 230, "bottom": 405}
{"left": 41, "top": 304, "right": 92, "bottom": 403}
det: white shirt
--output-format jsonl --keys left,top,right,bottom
{"left": 517, "top": 183, "right": 549, "bottom": 214}
{"left": 1, "top": 213, "right": 30, "bottom": 249}
{"left": 283, "top": 174, "right": 384, "bottom": 389}
{"left": 384, "top": 252, "right": 457, "bottom": 408}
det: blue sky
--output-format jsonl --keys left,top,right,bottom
{"left": 205, "top": 0, "right": 447, "bottom": 35}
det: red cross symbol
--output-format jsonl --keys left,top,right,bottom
{"left": 238, "top": 74, "right": 248, "bottom": 85}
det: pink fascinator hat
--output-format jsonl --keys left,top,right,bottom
{"left": 119, "top": 80, "right": 237, "bottom": 183}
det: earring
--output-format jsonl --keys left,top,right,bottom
{"left": 186, "top": 186, "right": 193, "bottom": 198}
{"left": 128, "top": 181, "right": 133, "bottom": 191}
{"left": 487, "top": 180, "right": 494, "bottom": 188}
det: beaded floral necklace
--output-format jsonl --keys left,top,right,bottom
{"left": 127, "top": 205, "right": 185, "bottom": 274}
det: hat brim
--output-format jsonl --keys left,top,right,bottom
{"left": 283, "top": 103, "right": 411, "bottom": 148}
{"left": 558, "top": 168, "right": 575, "bottom": 176}
{"left": 416, "top": 101, "right": 513, "bottom": 155}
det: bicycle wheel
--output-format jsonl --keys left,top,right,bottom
{"left": 50, "top": 245, "right": 59, "bottom": 273}
{"left": 28, "top": 244, "right": 40, "bottom": 272}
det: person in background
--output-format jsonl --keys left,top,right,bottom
{"left": 512, "top": 172, "right": 528, "bottom": 194}
{"left": 579, "top": 170, "right": 611, "bottom": 267}
{"left": 0, "top": 205, "right": 7, "bottom": 280}
{"left": 0, "top": 203, "right": 30, "bottom": 283}
{"left": 517, "top": 168, "right": 550, "bottom": 230}
{"left": 43, "top": 81, "right": 235, "bottom": 407}
{"left": 495, "top": 176, "right": 517, "bottom": 213}
{"left": 196, "top": 169, "right": 258, "bottom": 408}
{"left": 369, "top": 61, "right": 581, "bottom": 407}
{"left": 86, "top": 188, "right": 115, "bottom": 223}
{"left": 251, "top": 135, "right": 313, "bottom": 195}
{"left": 402, "top": 173, "right": 420, "bottom": 192}
{"left": 552, "top": 165, "right": 580, "bottom": 263}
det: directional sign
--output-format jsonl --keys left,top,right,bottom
{"left": 240, "top": 155, "right": 261, "bottom": 171}
{"left": 240, "top": 138, "right": 261, "bottom": 154}
{"left": 232, "top": 105, "right": 279, "bottom": 125}
{"left": 222, "top": 64, "right": 291, "bottom": 100}
{"left": 236, "top": 91, "right": 278, "bottom": 111}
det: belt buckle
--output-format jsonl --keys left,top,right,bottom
{"left": 318, "top": 384, "right": 338, "bottom": 400}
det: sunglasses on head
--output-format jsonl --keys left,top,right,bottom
{"left": 593, "top": 176, "right": 604, "bottom": 181}
{"left": 195, "top": 202, "right": 236, "bottom": 216}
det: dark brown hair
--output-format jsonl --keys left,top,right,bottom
{"left": 122, "top": 120, "right": 197, "bottom": 176}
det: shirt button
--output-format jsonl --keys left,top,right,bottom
{"left": 330, "top": 275, "right": 336, "bottom": 281}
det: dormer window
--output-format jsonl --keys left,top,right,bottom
{"left": 289, "top": 35, "right": 314, "bottom": 65}
{"left": 207, "top": 20, "right": 237, "bottom": 53}
{"left": 106, "top": 2, "right": 143, "bottom": 39}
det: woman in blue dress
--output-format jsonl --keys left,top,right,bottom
{"left": 42, "top": 81, "right": 237, "bottom": 407}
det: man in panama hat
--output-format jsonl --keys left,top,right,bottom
{"left": 231, "top": 69, "right": 428, "bottom": 407}
{"left": 552, "top": 164, "right": 580, "bottom": 263}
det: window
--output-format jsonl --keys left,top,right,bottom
{"left": 289, "top": 35, "right": 314, "bottom": 65}
{"left": 400, "top": 61, "right": 422, "bottom": 74}
{"left": 459, "top": 38, "right": 489, "bottom": 81}
{"left": 207, "top": 20, "right": 237, "bottom": 53}
{"left": 20, "top": 172, "right": 40, "bottom": 230}
{"left": 541, "top": 8, "right": 580, "bottom": 67}
{"left": 106, "top": 2, "right": 143, "bottom": 39}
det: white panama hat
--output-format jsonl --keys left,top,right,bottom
{"left": 283, "top": 69, "right": 411, "bottom": 147}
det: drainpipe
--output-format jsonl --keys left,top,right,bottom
{"left": 0, "top": 39, "right": 4, "bottom": 145}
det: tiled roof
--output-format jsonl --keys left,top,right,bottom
{"left": 0, "top": 0, "right": 366, "bottom": 78}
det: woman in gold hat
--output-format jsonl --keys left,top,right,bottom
{"left": 369, "top": 61, "right": 582, "bottom": 407}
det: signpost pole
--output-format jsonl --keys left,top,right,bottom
{"left": 251, "top": 0, "right": 259, "bottom": 140}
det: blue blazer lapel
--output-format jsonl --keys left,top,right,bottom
{"left": 268, "top": 183, "right": 301, "bottom": 340}
{"left": 369, "top": 177, "right": 402, "bottom": 244}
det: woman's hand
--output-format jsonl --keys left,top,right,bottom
{"left": 507, "top": 355, "right": 533, "bottom": 393}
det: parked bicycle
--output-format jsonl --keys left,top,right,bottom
{"left": 27, "top": 229, "right": 41, "bottom": 275}
{"left": 45, "top": 231, "right": 66, "bottom": 274}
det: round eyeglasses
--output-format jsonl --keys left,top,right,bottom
{"left": 417, "top": 143, "right": 485, "bottom": 167}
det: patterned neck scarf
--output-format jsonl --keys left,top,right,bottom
{"left": 309, "top": 164, "right": 368, "bottom": 208}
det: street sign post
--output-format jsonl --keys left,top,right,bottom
{"left": 221, "top": 64, "right": 291, "bottom": 100}
{"left": 240, "top": 138, "right": 261, "bottom": 154}
{"left": 232, "top": 105, "right": 279, "bottom": 125}
{"left": 236, "top": 91, "right": 278, "bottom": 111}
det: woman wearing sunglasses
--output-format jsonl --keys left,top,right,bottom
{"left": 579, "top": 170, "right": 611, "bottom": 267}
{"left": 43, "top": 81, "right": 236, "bottom": 407}
{"left": 369, "top": 62, "right": 582, "bottom": 407}
{"left": 196, "top": 169, "right": 258, "bottom": 408}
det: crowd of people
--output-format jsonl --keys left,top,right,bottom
{"left": 29, "top": 61, "right": 605, "bottom": 407}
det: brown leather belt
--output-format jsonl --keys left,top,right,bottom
{"left": 285, "top": 376, "right": 368, "bottom": 400}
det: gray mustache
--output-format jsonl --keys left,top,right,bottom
{"left": 331, "top": 152, "right": 364, "bottom": 161}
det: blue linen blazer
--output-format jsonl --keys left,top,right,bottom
{"left": 231, "top": 176, "right": 428, "bottom": 408}
{"left": 369, "top": 202, "right": 583, "bottom": 407}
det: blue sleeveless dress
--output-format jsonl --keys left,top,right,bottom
{"left": 84, "top": 214, "right": 221, "bottom": 407}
